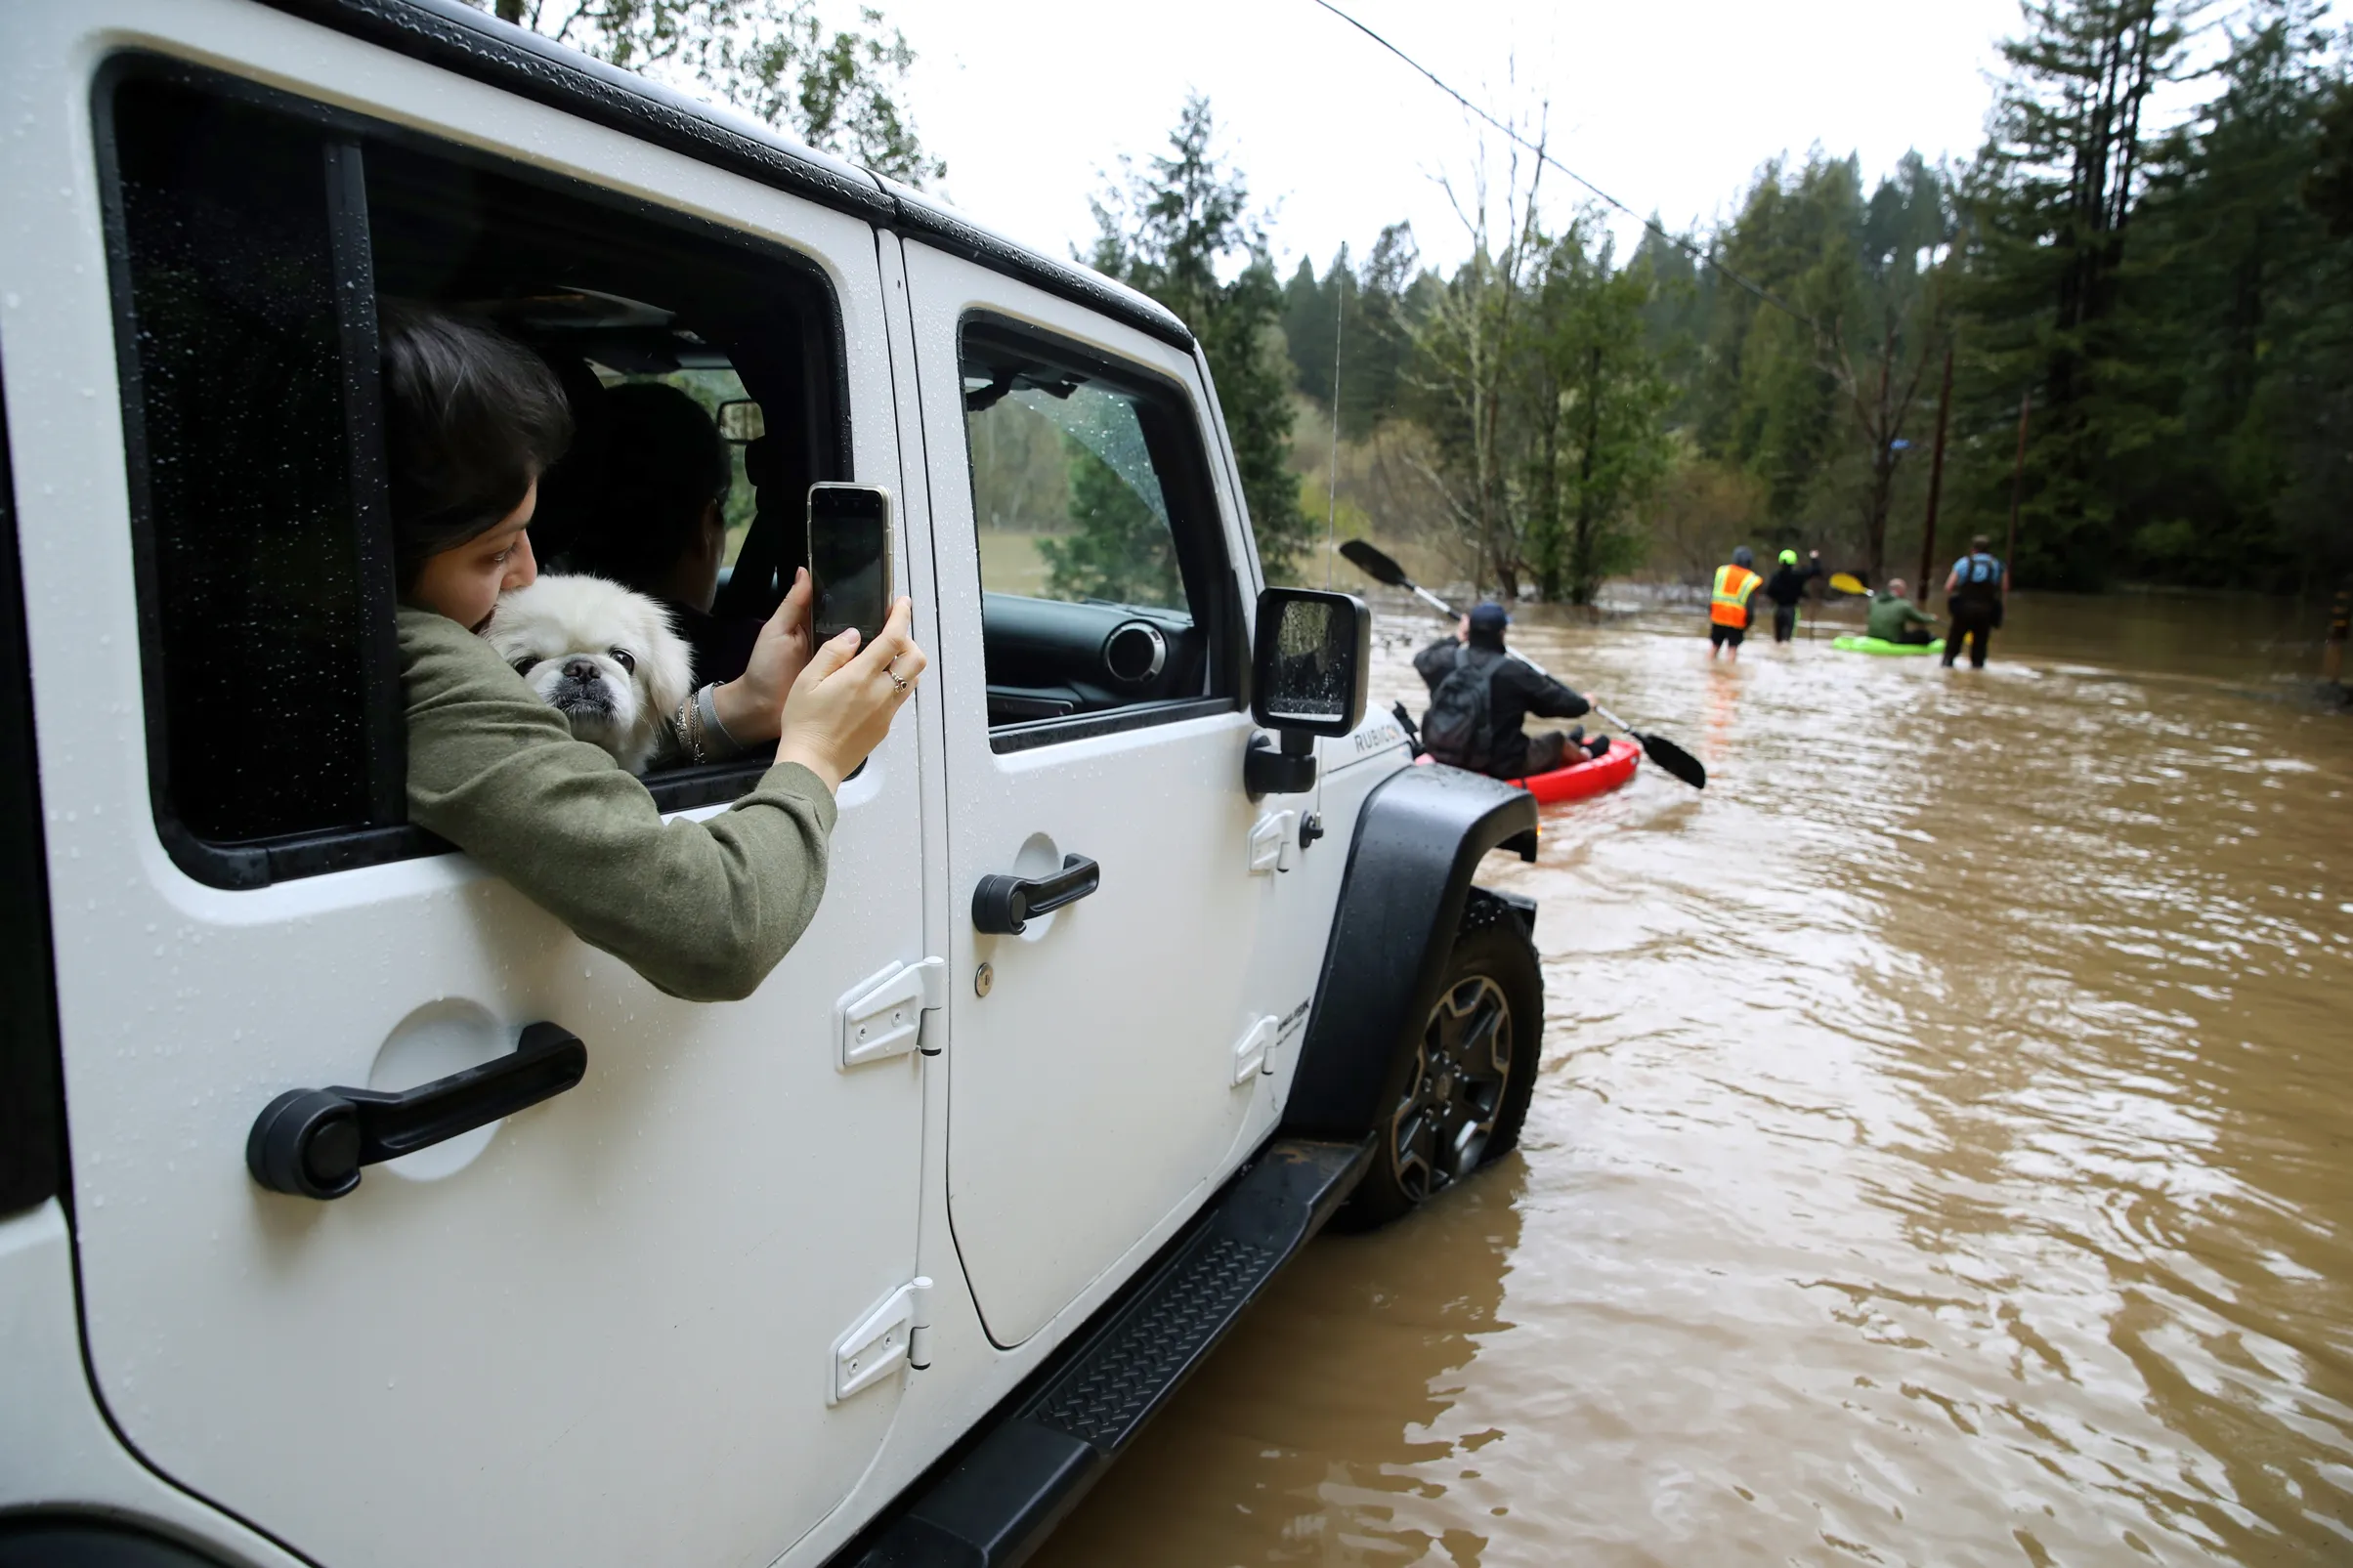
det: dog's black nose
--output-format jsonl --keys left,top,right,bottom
{"left": 562, "top": 658, "right": 602, "bottom": 684}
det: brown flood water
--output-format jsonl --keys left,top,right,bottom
{"left": 1034, "top": 591, "right": 2353, "bottom": 1568}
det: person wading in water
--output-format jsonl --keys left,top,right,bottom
{"left": 1760, "top": 547, "right": 1823, "bottom": 643}
{"left": 1709, "top": 546, "right": 1763, "bottom": 661}
{"left": 1413, "top": 602, "right": 1603, "bottom": 780}
{"left": 1943, "top": 533, "right": 2008, "bottom": 669}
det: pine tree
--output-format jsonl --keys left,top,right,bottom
{"left": 2117, "top": 0, "right": 2339, "bottom": 582}
{"left": 1951, "top": 0, "right": 2188, "bottom": 587}
{"left": 1087, "top": 96, "right": 1313, "bottom": 581}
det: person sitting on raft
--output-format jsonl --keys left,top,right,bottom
{"left": 1413, "top": 602, "right": 1606, "bottom": 780}
{"left": 1867, "top": 577, "right": 1938, "bottom": 646}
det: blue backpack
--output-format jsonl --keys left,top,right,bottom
{"left": 1952, "top": 552, "right": 2002, "bottom": 605}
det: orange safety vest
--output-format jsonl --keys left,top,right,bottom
{"left": 1711, "top": 564, "right": 1761, "bottom": 626}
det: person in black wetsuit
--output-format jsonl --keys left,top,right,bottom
{"left": 1760, "top": 547, "right": 1823, "bottom": 643}
{"left": 1412, "top": 602, "right": 1603, "bottom": 779}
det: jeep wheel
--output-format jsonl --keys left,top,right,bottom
{"left": 1341, "top": 911, "right": 1542, "bottom": 1229}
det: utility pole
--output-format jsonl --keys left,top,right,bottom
{"left": 2325, "top": 579, "right": 2349, "bottom": 688}
{"left": 1916, "top": 342, "right": 1953, "bottom": 596}
{"left": 2004, "top": 388, "right": 2032, "bottom": 577}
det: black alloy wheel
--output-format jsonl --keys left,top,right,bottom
{"left": 1390, "top": 972, "right": 1513, "bottom": 1204}
{"left": 1341, "top": 910, "right": 1542, "bottom": 1230}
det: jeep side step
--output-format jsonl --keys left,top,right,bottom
{"left": 846, "top": 1136, "right": 1373, "bottom": 1568}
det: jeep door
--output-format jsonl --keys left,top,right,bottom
{"left": 901, "top": 242, "right": 1284, "bottom": 1346}
{"left": 9, "top": 12, "right": 928, "bottom": 1566}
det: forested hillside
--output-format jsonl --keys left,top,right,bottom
{"left": 1260, "top": 0, "right": 2353, "bottom": 597}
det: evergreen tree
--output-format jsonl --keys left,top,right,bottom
{"left": 1950, "top": 0, "right": 2188, "bottom": 587}
{"left": 1038, "top": 444, "right": 1183, "bottom": 606}
{"left": 2117, "top": 0, "right": 2340, "bottom": 581}
{"left": 1088, "top": 96, "right": 1313, "bottom": 581}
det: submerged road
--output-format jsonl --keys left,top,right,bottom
{"left": 1033, "top": 591, "right": 2353, "bottom": 1567}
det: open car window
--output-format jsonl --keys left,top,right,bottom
{"left": 960, "top": 321, "right": 1239, "bottom": 749}
{"left": 102, "top": 64, "right": 845, "bottom": 888}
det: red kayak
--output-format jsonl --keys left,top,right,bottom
{"left": 1414, "top": 737, "right": 1642, "bottom": 803}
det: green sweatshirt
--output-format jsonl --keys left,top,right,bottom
{"left": 399, "top": 607, "right": 836, "bottom": 1002}
{"left": 1866, "top": 592, "right": 1935, "bottom": 642}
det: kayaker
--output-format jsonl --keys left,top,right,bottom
{"left": 1867, "top": 577, "right": 1937, "bottom": 646}
{"left": 1759, "top": 548, "right": 1823, "bottom": 643}
{"left": 1414, "top": 603, "right": 1604, "bottom": 780}
{"left": 1709, "top": 546, "right": 1763, "bottom": 660}
{"left": 1942, "top": 534, "right": 2008, "bottom": 669}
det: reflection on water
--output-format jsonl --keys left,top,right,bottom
{"left": 1033, "top": 591, "right": 2353, "bottom": 1567}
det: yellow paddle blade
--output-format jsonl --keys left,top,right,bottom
{"left": 1828, "top": 572, "right": 1868, "bottom": 596}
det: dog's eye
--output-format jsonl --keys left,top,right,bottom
{"left": 609, "top": 648, "right": 636, "bottom": 674}
{"left": 510, "top": 656, "right": 535, "bottom": 677}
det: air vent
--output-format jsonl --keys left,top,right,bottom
{"left": 1103, "top": 621, "right": 1167, "bottom": 684}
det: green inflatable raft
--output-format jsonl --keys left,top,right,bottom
{"left": 1832, "top": 634, "right": 1946, "bottom": 657}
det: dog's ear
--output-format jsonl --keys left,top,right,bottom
{"left": 640, "top": 608, "right": 696, "bottom": 723}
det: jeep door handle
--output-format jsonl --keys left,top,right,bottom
{"left": 246, "top": 1022, "right": 587, "bottom": 1201}
{"left": 971, "top": 854, "right": 1099, "bottom": 935}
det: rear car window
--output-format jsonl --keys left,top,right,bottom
{"left": 101, "top": 64, "right": 846, "bottom": 887}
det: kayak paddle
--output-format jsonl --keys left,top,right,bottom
{"left": 1335, "top": 539, "right": 1707, "bottom": 791}
{"left": 1828, "top": 572, "right": 1870, "bottom": 596}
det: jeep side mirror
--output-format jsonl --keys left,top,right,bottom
{"left": 1246, "top": 587, "right": 1371, "bottom": 797}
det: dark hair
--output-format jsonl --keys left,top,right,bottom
{"left": 1971, "top": 533, "right": 1992, "bottom": 553}
{"left": 379, "top": 300, "right": 573, "bottom": 586}
{"left": 572, "top": 382, "right": 732, "bottom": 590}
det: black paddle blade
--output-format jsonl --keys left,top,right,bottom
{"left": 1636, "top": 731, "right": 1707, "bottom": 790}
{"left": 1339, "top": 537, "right": 1411, "bottom": 587}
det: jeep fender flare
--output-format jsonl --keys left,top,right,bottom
{"left": 1281, "top": 765, "right": 1539, "bottom": 1142}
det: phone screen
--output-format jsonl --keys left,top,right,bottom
{"left": 808, "top": 485, "right": 892, "bottom": 644}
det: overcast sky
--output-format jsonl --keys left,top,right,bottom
{"left": 879, "top": 0, "right": 2058, "bottom": 275}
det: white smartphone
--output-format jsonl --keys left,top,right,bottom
{"left": 807, "top": 483, "right": 894, "bottom": 644}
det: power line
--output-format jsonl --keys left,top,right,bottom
{"left": 1305, "top": 0, "right": 1822, "bottom": 335}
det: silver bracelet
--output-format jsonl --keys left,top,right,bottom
{"left": 672, "top": 683, "right": 749, "bottom": 768}
{"left": 698, "top": 683, "right": 746, "bottom": 756}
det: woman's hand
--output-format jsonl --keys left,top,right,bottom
{"left": 710, "top": 568, "right": 815, "bottom": 745}
{"left": 776, "top": 595, "right": 929, "bottom": 792}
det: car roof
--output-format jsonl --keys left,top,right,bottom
{"left": 257, "top": 0, "right": 1196, "bottom": 354}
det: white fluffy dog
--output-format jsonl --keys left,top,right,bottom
{"left": 485, "top": 574, "right": 695, "bottom": 775}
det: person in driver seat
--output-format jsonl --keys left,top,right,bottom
{"left": 567, "top": 380, "right": 764, "bottom": 687}
{"left": 383, "top": 301, "right": 927, "bottom": 1001}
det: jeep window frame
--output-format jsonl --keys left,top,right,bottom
{"left": 94, "top": 55, "right": 851, "bottom": 889}
{"left": 958, "top": 313, "right": 1246, "bottom": 756}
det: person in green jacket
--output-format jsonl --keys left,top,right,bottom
{"left": 1866, "top": 577, "right": 1937, "bottom": 647}
{"left": 384, "top": 302, "right": 924, "bottom": 1001}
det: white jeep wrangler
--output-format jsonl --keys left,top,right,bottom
{"left": 0, "top": 4, "right": 1543, "bottom": 1564}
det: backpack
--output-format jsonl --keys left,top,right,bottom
{"left": 1421, "top": 647, "right": 1499, "bottom": 772}
{"left": 1951, "top": 552, "right": 2002, "bottom": 608}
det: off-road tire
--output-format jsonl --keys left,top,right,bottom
{"left": 1338, "top": 901, "right": 1542, "bottom": 1230}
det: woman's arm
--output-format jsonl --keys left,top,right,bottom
{"left": 400, "top": 608, "right": 836, "bottom": 1002}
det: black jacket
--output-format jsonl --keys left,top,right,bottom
{"left": 1761, "top": 559, "right": 1822, "bottom": 607}
{"left": 1412, "top": 636, "right": 1590, "bottom": 778}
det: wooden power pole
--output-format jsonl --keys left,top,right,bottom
{"left": 1916, "top": 342, "right": 1953, "bottom": 595}
{"left": 2004, "top": 388, "right": 2032, "bottom": 574}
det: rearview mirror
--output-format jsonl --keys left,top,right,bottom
{"left": 716, "top": 400, "right": 765, "bottom": 443}
{"left": 1251, "top": 588, "right": 1370, "bottom": 738}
